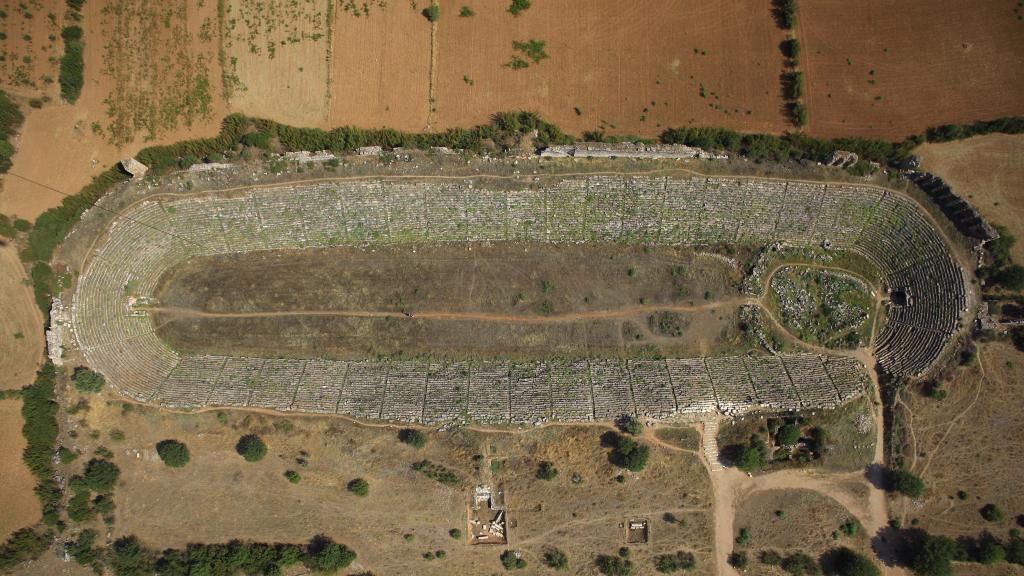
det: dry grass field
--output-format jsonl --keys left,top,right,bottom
{"left": 916, "top": 134, "right": 1024, "bottom": 263}
{"left": 63, "top": 396, "right": 715, "bottom": 575}
{"left": 0, "top": 399, "right": 40, "bottom": 541}
{"left": 0, "top": 245, "right": 42, "bottom": 390}
{"left": 152, "top": 243, "right": 744, "bottom": 360}
{"left": 799, "top": 0, "right": 1024, "bottom": 139}
{"left": 732, "top": 488, "right": 872, "bottom": 573}
{"left": 896, "top": 341, "right": 1024, "bottom": 542}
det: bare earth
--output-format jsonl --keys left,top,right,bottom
{"left": 0, "top": 399, "right": 40, "bottom": 541}
{"left": 799, "top": 0, "right": 1024, "bottom": 139}
{"left": 916, "top": 134, "right": 1024, "bottom": 263}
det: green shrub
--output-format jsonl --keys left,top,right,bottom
{"left": 449, "top": 528, "right": 461, "bottom": 540}
{"left": 981, "top": 504, "right": 1005, "bottom": 522}
{"left": 412, "top": 460, "right": 461, "bottom": 486}
{"left": 654, "top": 550, "right": 696, "bottom": 572}
{"left": 536, "top": 461, "right": 558, "bottom": 480}
{"left": 792, "top": 102, "right": 808, "bottom": 127}
{"left": 422, "top": 4, "right": 439, "bottom": 21}
{"left": 832, "top": 547, "right": 879, "bottom": 576}
{"left": 500, "top": 549, "right": 527, "bottom": 570}
{"left": 888, "top": 469, "right": 924, "bottom": 498}
{"left": 82, "top": 458, "right": 119, "bottom": 493}
{"left": 609, "top": 434, "right": 650, "bottom": 472}
{"left": 459, "top": 5, "right": 474, "bottom": 16}
{"left": 347, "top": 478, "right": 369, "bottom": 497}
{"left": 0, "top": 91, "right": 23, "bottom": 173}
{"left": 735, "top": 436, "right": 768, "bottom": 473}
{"left": 59, "top": 27, "right": 84, "bottom": 103}
{"left": 729, "top": 551, "right": 748, "bottom": 569}
{"left": 30, "top": 261, "right": 55, "bottom": 320}
{"left": 776, "top": 423, "right": 801, "bottom": 446}
{"left": 910, "top": 534, "right": 959, "bottom": 576}
{"left": 774, "top": 0, "right": 797, "bottom": 29}
{"left": 72, "top": 367, "right": 105, "bottom": 393}
{"left": 0, "top": 528, "right": 52, "bottom": 570}
{"left": 781, "top": 552, "right": 820, "bottom": 575}
{"left": 543, "top": 547, "right": 568, "bottom": 570}
{"left": 782, "top": 37, "right": 801, "bottom": 60}
{"left": 978, "top": 541, "right": 1006, "bottom": 565}
{"left": 616, "top": 415, "right": 643, "bottom": 436}
{"left": 596, "top": 554, "right": 633, "bottom": 575}
{"left": 398, "top": 428, "right": 427, "bottom": 448}
{"left": 285, "top": 470, "right": 301, "bottom": 484}
{"left": 236, "top": 434, "right": 267, "bottom": 462}
{"left": 155, "top": 439, "right": 190, "bottom": 468}
{"left": 241, "top": 130, "right": 273, "bottom": 150}
{"left": 507, "top": 0, "right": 530, "bottom": 16}
{"left": 735, "top": 527, "right": 751, "bottom": 545}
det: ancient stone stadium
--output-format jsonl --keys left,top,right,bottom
{"left": 69, "top": 174, "right": 968, "bottom": 424}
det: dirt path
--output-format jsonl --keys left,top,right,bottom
{"left": 145, "top": 298, "right": 753, "bottom": 325}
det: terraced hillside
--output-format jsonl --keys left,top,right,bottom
{"left": 69, "top": 174, "right": 968, "bottom": 422}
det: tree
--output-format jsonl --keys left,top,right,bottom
{"left": 155, "top": 440, "right": 190, "bottom": 468}
{"left": 284, "top": 470, "right": 301, "bottom": 484}
{"left": 347, "top": 478, "right": 369, "bottom": 497}
{"left": 978, "top": 541, "right": 1006, "bottom": 565}
{"left": 459, "top": 5, "right": 474, "bottom": 16}
{"left": 781, "top": 552, "right": 821, "bottom": 575}
{"left": 994, "top": 265, "right": 1024, "bottom": 290}
{"left": 536, "top": 461, "right": 558, "bottom": 480}
{"left": 832, "top": 547, "right": 880, "bottom": 576}
{"left": 507, "top": 0, "right": 530, "bottom": 16}
{"left": 911, "top": 534, "right": 959, "bottom": 576}
{"left": 422, "top": 4, "right": 439, "bottom": 21}
{"left": 304, "top": 536, "right": 356, "bottom": 574}
{"left": 616, "top": 415, "right": 643, "bottom": 436}
{"left": 236, "top": 434, "right": 267, "bottom": 462}
{"left": 654, "top": 551, "right": 696, "bottom": 573}
{"left": 449, "top": 528, "right": 461, "bottom": 540}
{"left": 728, "top": 551, "right": 748, "bottom": 569}
{"left": 83, "top": 458, "right": 120, "bottom": 493}
{"left": 1006, "top": 538, "right": 1024, "bottom": 564}
{"left": 776, "top": 423, "right": 801, "bottom": 446}
{"left": 398, "top": 428, "right": 427, "bottom": 449}
{"left": 889, "top": 469, "right": 924, "bottom": 498}
{"left": 596, "top": 554, "right": 633, "bottom": 575}
{"left": 981, "top": 504, "right": 1005, "bottom": 522}
{"left": 500, "top": 550, "right": 527, "bottom": 570}
{"left": 610, "top": 435, "right": 650, "bottom": 472}
{"left": 543, "top": 547, "right": 568, "bottom": 570}
{"left": 736, "top": 437, "right": 767, "bottom": 473}
{"left": 73, "top": 367, "right": 105, "bottom": 393}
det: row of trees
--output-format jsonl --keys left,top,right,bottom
{"left": 67, "top": 533, "right": 356, "bottom": 576}
{"left": 0, "top": 90, "right": 23, "bottom": 173}
{"left": 59, "top": 25, "right": 84, "bottom": 103}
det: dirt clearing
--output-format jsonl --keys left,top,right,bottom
{"left": 0, "top": 245, "right": 42, "bottom": 390}
{"left": 0, "top": 399, "right": 40, "bottom": 540}
{"left": 67, "top": 398, "right": 715, "bottom": 575}
{"left": 916, "top": 134, "right": 1024, "bottom": 263}
{"left": 153, "top": 243, "right": 744, "bottom": 360}
{"left": 799, "top": 0, "right": 1024, "bottom": 139}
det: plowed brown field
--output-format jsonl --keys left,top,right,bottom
{"left": 799, "top": 0, "right": 1024, "bottom": 139}
{"left": 0, "top": 245, "right": 42, "bottom": 391}
{"left": 435, "top": 0, "right": 789, "bottom": 137}
{"left": 0, "top": 400, "right": 40, "bottom": 541}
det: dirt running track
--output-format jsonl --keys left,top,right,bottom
{"left": 799, "top": 0, "right": 1024, "bottom": 139}
{"left": 0, "top": 245, "right": 43, "bottom": 391}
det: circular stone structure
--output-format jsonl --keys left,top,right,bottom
{"left": 770, "top": 266, "right": 874, "bottom": 349}
{"left": 69, "top": 173, "right": 969, "bottom": 423}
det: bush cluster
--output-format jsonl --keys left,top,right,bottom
{"left": 59, "top": 26, "right": 84, "bottom": 103}
{"left": 235, "top": 434, "right": 267, "bottom": 462}
{"left": 0, "top": 91, "right": 23, "bottom": 173}
{"left": 22, "top": 362, "right": 61, "bottom": 527}
{"left": 155, "top": 440, "right": 190, "bottom": 468}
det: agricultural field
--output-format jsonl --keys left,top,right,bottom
{"left": 0, "top": 399, "right": 40, "bottom": 541}
{"left": 152, "top": 243, "right": 743, "bottom": 360}
{"left": 64, "top": 397, "right": 716, "bottom": 575}
{"left": 799, "top": 0, "right": 1024, "bottom": 138}
{"left": 0, "top": 0, "right": 65, "bottom": 93}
